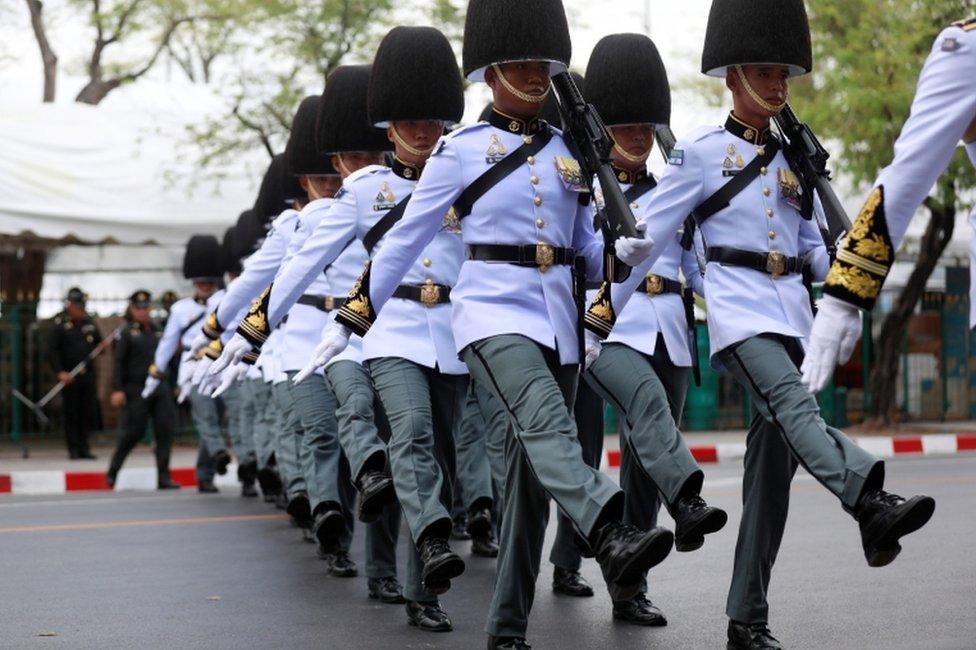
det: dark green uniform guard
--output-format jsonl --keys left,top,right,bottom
{"left": 107, "top": 291, "right": 178, "bottom": 488}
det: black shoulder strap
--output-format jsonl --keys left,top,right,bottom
{"left": 623, "top": 176, "right": 658, "bottom": 203}
{"left": 179, "top": 308, "right": 207, "bottom": 340}
{"left": 362, "top": 194, "right": 413, "bottom": 254}
{"left": 452, "top": 130, "right": 554, "bottom": 219}
{"left": 691, "top": 138, "right": 780, "bottom": 226}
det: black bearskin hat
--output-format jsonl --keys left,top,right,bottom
{"left": 286, "top": 95, "right": 338, "bottom": 177}
{"left": 221, "top": 226, "right": 243, "bottom": 277}
{"left": 462, "top": 0, "right": 572, "bottom": 81}
{"left": 252, "top": 155, "right": 289, "bottom": 223}
{"left": 183, "top": 234, "right": 223, "bottom": 280}
{"left": 369, "top": 26, "right": 464, "bottom": 127}
{"left": 316, "top": 65, "right": 391, "bottom": 155}
{"left": 235, "top": 209, "right": 264, "bottom": 258}
{"left": 701, "top": 0, "right": 812, "bottom": 77}
{"left": 585, "top": 34, "right": 670, "bottom": 126}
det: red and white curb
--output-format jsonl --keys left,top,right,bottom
{"left": 2, "top": 434, "right": 975, "bottom": 495}
{"left": 601, "top": 433, "right": 976, "bottom": 470}
{"left": 0, "top": 464, "right": 240, "bottom": 496}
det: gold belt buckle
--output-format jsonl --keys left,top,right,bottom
{"left": 645, "top": 274, "right": 664, "bottom": 295}
{"left": 536, "top": 243, "right": 555, "bottom": 273}
{"left": 420, "top": 279, "right": 441, "bottom": 308}
{"left": 324, "top": 295, "right": 335, "bottom": 311}
{"left": 766, "top": 251, "right": 786, "bottom": 278}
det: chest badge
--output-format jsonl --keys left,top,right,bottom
{"left": 486, "top": 135, "right": 508, "bottom": 164}
{"left": 440, "top": 207, "right": 462, "bottom": 234}
{"left": 555, "top": 156, "right": 585, "bottom": 191}
{"left": 373, "top": 182, "right": 396, "bottom": 211}
{"left": 777, "top": 168, "right": 803, "bottom": 211}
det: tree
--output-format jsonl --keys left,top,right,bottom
{"left": 792, "top": 0, "right": 976, "bottom": 425}
{"left": 186, "top": 0, "right": 465, "bottom": 176}
{"left": 25, "top": 0, "right": 58, "bottom": 102}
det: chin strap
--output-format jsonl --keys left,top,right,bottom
{"left": 334, "top": 154, "right": 355, "bottom": 178}
{"left": 491, "top": 64, "right": 551, "bottom": 104}
{"left": 734, "top": 65, "right": 787, "bottom": 114}
{"left": 612, "top": 140, "right": 652, "bottom": 165}
{"left": 391, "top": 125, "right": 436, "bottom": 157}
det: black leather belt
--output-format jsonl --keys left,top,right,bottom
{"left": 297, "top": 294, "right": 346, "bottom": 312}
{"left": 467, "top": 243, "right": 576, "bottom": 272}
{"left": 393, "top": 282, "right": 451, "bottom": 307}
{"left": 637, "top": 274, "right": 682, "bottom": 296}
{"left": 706, "top": 247, "right": 802, "bottom": 278}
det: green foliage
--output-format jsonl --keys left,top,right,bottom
{"left": 792, "top": 0, "right": 976, "bottom": 195}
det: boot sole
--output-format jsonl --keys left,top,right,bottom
{"left": 604, "top": 528, "right": 674, "bottom": 600}
{"left": 675, "top": 508, "right": 728, "bottom": 552}
{"left": 368, "top": 591, "right": 406, "bottom": 605}
{"left": 422, "top": 555, "right": 465, "bottom": 593}
{"left": 407, "top": 618, "right": 453, "bottom": 632}
{"left": 865, "top": 496, "right": 935, "bottom": 567}
{"left": 358, "top": 480, "right": 397, "bottom": 523}
{"left": 612, "top": 610, "right": 668, "bottom": 627}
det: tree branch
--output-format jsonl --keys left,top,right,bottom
{"left": 232, "top": 105, "right": 275, "bottom": 158}
{"left": 25, "top": 0, "right": 58, "bottom": 102}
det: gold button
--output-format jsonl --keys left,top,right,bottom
{"left": 756, "top": 146, "right": 765, "bottom": 156}
{"left": 530, "top": 176, "right": 540, "bottom": 185}
{"left": 766, "top": 208, "right": 774, "bottom": 217}
{"left": 768, "top": 231, "right": 777, "bottom": 240}
{"left": 534, "top": 196, "right": 543, "bottom": 206}
{"left": 630, "top": 202, "right": 639, "bottom": 210}
{"left": 763, "top": 187, "right": 771, "bottom": 197}
{"left": 523, "top": 135, "right": 533, "bottom": 144}
{"left": 527, "top": 156, "right": 536, "bottom": 165}
{"left": 760, "top": 166, "right": 768, "bottom": 175}
{"left": 423, "top": 258, "right": 432, "bottom": 267}
{"left": 536, "top": 218, "right": 545, "bottom": 228}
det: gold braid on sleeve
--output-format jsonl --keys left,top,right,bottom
{"left": 335, "top": 261, "right": 377, "bottom": 337}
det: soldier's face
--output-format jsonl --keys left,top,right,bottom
{"left": 485, "top": 60, "right": 552, "bottom": 117}
{"left": 193, "top": 281, "right": 217, "bottom": 298}
{"left": 66, "top": 303, "right": 86, "bottom": 319}
{"left": 131, "top": 305, "right": 150, "bottom": 325}
{"left": 332, "top": 152, "right": 385, "bottom": 178}
{"left": 301, "top": 175, "right": 342, "bottom": 200}
{"left": 610, "top": 124, "right": 655, "bottom": 168}
{"left": 729, "top": 64, "right": 790, "bottom": 117}
{"left": 389, "top": 120, "right": 445, "bottom": 165}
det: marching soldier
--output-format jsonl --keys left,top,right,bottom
{"left": 581, "top": 32, "right": 727, "bottom": 626}
{"left": 608, "top": 1, "right": 936, "bottom": 647}
{"left": 142, "top": 235, "right": 228, "bottom": 492}
{"left": 49, "top": 287, "right": 102, "bottom": 460}
{"left": 803, "top": 16, "right": 976, "bottom": 388}
{"left": 106, "top": 290, "right": 179, "bottom": 489}
{"left": 279, "top": 2, "right": 674, "bottom": 646}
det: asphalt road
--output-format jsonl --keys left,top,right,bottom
{"left": 1, "top": 456, "right": 974, "bottom": 649}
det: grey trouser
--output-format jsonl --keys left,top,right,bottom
{"left": 550, "top": 378, "right": 605, "bottom": 572}
{"left": 221, "top": 382, "right": 255, "bottom": 463}
{"left": 716, "top": 334, "right": 883, "bottom": 624}
{"left": 463, "top": 335, "right": 623, "bottom": 638}
{"left": 246, "top": 379, "right": 276, "bottom": 469}
{"left": 455, "top": 381, "right": 496, "bottom": 512}
{"left": 472, "top": 378, "right": 508, "bottom": 511}
{"left": 272, "top": 381, "right": 304, "bottom": 496}
{"left": 323, "top": 361, "right": 401, "bottom": 581}
{"left": 369, "top": 357, "right": 466, "bottom": 604}
{"left": 189, "top": 388, "right": 225, "bottom": 481}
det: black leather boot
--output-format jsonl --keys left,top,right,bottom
{"left": 356, "top": 470, "right": 396, "bottom": 523}
{"left": 406, "top": 600, "right": 452, "bottom": 632}
{"left": 418, "top": 536, "right": 465, "bottom": 594}
{"left": 592, "top": 522, "right": 673, "bottom": 601}
{"left": 856, "top": 489, "right": 935, "bottom": 567}
{"left": 552, "top": 567, "right": 593, "bottom": 597}
{"left": 671, "top": 494, "right": 728, "bottom": 552}
{"left": 727, "top": 620, "right": 782, "bottom": 649}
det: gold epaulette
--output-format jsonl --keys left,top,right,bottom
{"left": 204, "top": 338, "right": 224, "bottom": 360}
{"left": 583, "top": 282, "right": 616, "bottom": 339}
{"left": 335, "top": 262, "right": 376, "bottom": 337}
{"left": 238, "top": 286, "right": 272, "bottom": 346}
{"left": 202, "top": 311, "right": 223, "bottom": 340}
{"left": 950, "top": 17, "right": 976, "bottom": 31}
{"left": 823, "top": 186, "right": 894, "bottom": 310}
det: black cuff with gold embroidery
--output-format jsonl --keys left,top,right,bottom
{"left": 202, "top": 311, "right": 224, "bottom": 340}
{"left": 241, "top": 350, "right": 260, "bottom": 365}
{"left": 584, "top": 281, "right": 617, "bottom": 339}
{"left": 148, "top": 363, "right": 165, "bottom": 380}
{"left": 824, "top": 186, "right": 893, "bottom": 311}
{"left": 204, "top": 338, "right": 224, "bottom": 360}
{"left": 237, "top": 286, "right": 272, "bottom": 347}
{"left": 335, "top": 261, "right": 377, "bottom": 337}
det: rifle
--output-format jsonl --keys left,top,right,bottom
{"left": 551, "top": 71, "right": 639, "bottom": 241}
{"left": 655, "top": 125, "right": 677, "bottom": 162}
{"left": 774, "top": 103, "right": 852, "bottom": 245}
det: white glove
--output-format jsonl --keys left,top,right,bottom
{"left": 800, "top": 295, "right": 862, "bottom": 394}
{"left": 197, "top": 365, "right": 224, "bottom": 397}
{"left": 211, "top": 361, "right": 250, "bottom": 398}
{"left": 141, "top": 376, "right": 161, "bottom": 400}
{"left": 210, "top": 333, "right": 253, "bottom": 375}
{"left": 614, "top": 220, "right": 655, "bottom": 266}
{"left": 583, "top": 329, "right": 603, "bottom": 371}
{"left": 177, "top": 384, "right": 191, "bottom": 404}
{"left": 293, "top": 322, "right": 352, "bottom": 385}
{"left": 191, "top": 356, "right": 214, "bottom": 388}
{"left": 188, "top": 331, "right": 211, "bottom": 357}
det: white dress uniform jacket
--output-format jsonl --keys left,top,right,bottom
{"left": 154, "top": 291, "right": 225, "bottom": 374}
{"left": 344, "top": 117, "right": 604, "bottom": 366}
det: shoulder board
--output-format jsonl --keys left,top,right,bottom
{"left": 689, "top": 125, "right": 725, "bottom": 143}
{"left": 345, "top": 164, "right": 388, "bottom": 186}
{"left": 270, "top": 208, "right": 298, "bottom": 229}
{"left": 950, "top": 17, "right": 976, "bottom": 31}
{"left": 444, "top": 122, "right": 490, "bottom": 140}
